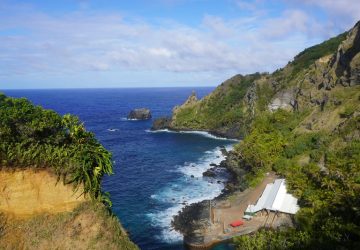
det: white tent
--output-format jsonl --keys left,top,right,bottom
{"left": 245, "top": 179, "right": 299, "bottom": 215}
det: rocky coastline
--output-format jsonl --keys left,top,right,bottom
{"left": 151, "top": 117, "right": 242, "bottom": 140}
{"left": 171, "top": 144, "right": 249, "bottom": 243}
{"left": 151, "top": 116, "right": 247, "bottom": 241}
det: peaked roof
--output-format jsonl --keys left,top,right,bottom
{"left": 245, "top": 179, "right": 299, "bottom": 215}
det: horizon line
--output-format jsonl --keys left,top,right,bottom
{"left": 1, "top": 85, "right": 216, "bottom": 91}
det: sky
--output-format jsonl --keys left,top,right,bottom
{"left": 1, "top": 0, "right": 360, "bottom": 89}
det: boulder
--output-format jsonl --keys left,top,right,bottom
{"left": 127, "top": 108, "right": 151, "bottom": 120}
{"left": 202, "top": 169, "right": 216, "bottom": 178}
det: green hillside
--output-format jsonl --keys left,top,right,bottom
{"left": 159, "top": 21, "right": 360, "bottom": 249}
{"left": 167, "top": 30, "right": 349, "bottom": 139}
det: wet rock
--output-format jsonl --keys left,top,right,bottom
{"left": 220, "top": 146, "right": 228, "bottom": 156}
{"left": 202, "top": 169, "right": 216, "bottom": 178}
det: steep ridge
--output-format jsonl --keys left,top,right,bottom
{"left": 156, "top": 21, "right": 360, "bottom": 249}
{"left": 152, "top": 25, "right": 353, "bottom": 139}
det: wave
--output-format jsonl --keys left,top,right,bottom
{"left": 146, "top": 145, "right": 233, "bottom": 243}
{"left": 107, "top": 128, "right": 119, "bottom": 132}
{"left": 120, "top": 117, "right": 142, "bottom": 121}
{"left": 146, "top": 129, "right": 239, "bottom": 141}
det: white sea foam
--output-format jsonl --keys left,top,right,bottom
{"left": 146, "top": 129, "right": 239, "bottom": 141}
{"left": 147, "top": 145, "right": 234, "bottom": 243}
{"left": 120, "top": 117, "right": 141, "bottom": 121}
{"left": 178, "top": 147, "right": 226, "bottom": 178}
{"left": 107, "top": 128, "right": 119, "bottom": 132}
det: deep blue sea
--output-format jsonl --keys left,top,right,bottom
{"left": 3, "top": 88, "right": 236, "bottom": 250}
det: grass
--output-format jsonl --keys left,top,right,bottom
{"left": 0, "top": 201, "right": 138, "bottom": 250}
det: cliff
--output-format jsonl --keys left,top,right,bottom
{"left": 0, "top": 169, "right": 138, "bottom": 250}
{"left": 0, "top": 169, "right": 85, "bottom": 217}
{"left": 0, "top": 94, "right": 138, "bottom": 249}
{"left": 159, "top": 21, "right": 360, "bottom": 249}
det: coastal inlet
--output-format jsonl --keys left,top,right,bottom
{"left": 4, "top": 87, "right": 238, "bottom": 250}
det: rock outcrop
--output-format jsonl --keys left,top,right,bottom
{"left": 268, "top": 91, "right": 294, "bottom": 111}
{"left": 332, "top": 20, "right": 360, "bottom": 86}
{"left": 127, "top": 108, "right": 152, "bottom": 120}
{"left": 172, "top": 91, "right": 198, "bottom": 116}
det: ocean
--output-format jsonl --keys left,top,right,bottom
{"left": 3, "top": 88, "right": 236, "bottom": 250}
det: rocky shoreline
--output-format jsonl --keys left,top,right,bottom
{"left": 171, "top": 144, "right": 248, "bottom": 242}
{"left": 151, "top": 117, "right": 243, "bottom": 140}
{"left": 151, "top": 117, "right": 248, "bottom": 243}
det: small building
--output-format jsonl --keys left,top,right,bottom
{"left": 245, "top": 179, "right": 299, "bottom": 217}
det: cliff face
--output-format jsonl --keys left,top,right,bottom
{"left": 0, "top": 169, "right": 138, "bottom": 250}
{"left": 0, "top": 169, "right": 85, "bottom": 217}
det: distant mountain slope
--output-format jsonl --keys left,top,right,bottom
{"left": 153, "top": 29, "right": 352, "bottom": 139}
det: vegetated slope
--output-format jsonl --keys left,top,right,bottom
{"left": 170, "top": 73, "right": 263, "bottom": 138}
{"left": 162, "top": 26, "right": 350, "bottom": 140}
{"left": 167, "top": 21, "right": 360, "bottom": 249}
{"left": 0, "top": 201, "right": 138, "bottom": 250}
{"left": 0, "top": 94, "right": 138, "bottom": 249}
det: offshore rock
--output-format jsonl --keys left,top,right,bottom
{"left": 127, "top": 108, "right": 152, "bottom": 120}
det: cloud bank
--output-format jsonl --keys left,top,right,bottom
{"left": 0, "top": 0, "right": 359, "bottom": 87}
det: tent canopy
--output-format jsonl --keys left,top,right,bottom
{"left": 245, "top": 179, "right": 299, "bottom": 215}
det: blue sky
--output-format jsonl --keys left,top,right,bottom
{"left": 1, "top": 0, "right": 360, "bottom": 89}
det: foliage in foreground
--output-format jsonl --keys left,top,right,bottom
{"left": 0, "top": 93, "right": 113, "bottom": 204}
{"left": 233, "top": 228, "right": 310, "bottom": 250}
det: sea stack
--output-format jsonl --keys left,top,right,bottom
{"left": 127, "top": 108, "right": 152, "bottom": 120}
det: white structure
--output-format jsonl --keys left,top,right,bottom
{"left": 245, "top": 179, "right": 299, "bottom": 215}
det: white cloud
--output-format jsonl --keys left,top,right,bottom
{"left": 292, "top": 0, "right": 360, "bottom": 31}
{"left": 302, "top": 0, "right": 360, "bottom": 19}
{"left": 0, "top": 0, "right": 358, "bottom": 86}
